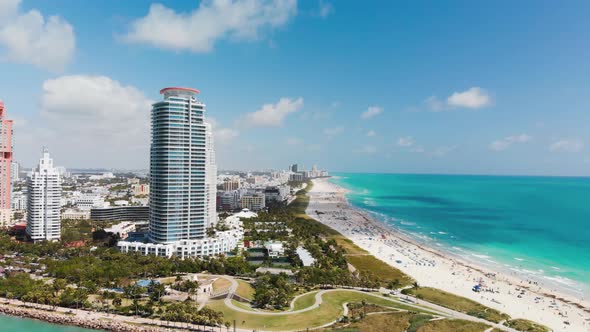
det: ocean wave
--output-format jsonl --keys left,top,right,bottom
{"left": 514, "top": 257, "right": 525, "bottom": 262}
{"left": 543, "top": 275, "right": 575, "bottom": 286}
{"left": 438, "top": 231, "right": 447, "bottom": 235}
{"left": 400, "top": 221, "right": 416, "bottom": 226}
{"left": 550, "top": 266, "right": 561, "bottom": 271}
{"left": 471, "top": 254, "right": 491, "bottom": 259}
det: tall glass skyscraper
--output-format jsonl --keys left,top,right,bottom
{"left": 149, "top": 87, "right": 217, "bottom": 244}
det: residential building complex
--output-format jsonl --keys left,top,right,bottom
{"left": 118, "top": 87, "right": 234, "bottom": 258}
{"left": 26, "top": 148, "right": 62, "bottom": 241}
{"left": 0, "top": 101, "right": 13, "bottom": 225}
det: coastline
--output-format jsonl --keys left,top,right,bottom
{"left": 0, "top": 298, "right": 179, "bottom": 332}
{"left": 306, "top": 177, "right": 590, "bottom": 332}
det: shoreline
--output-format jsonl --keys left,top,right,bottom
{"left": 0, "top": 298, "right": 182, "bottom": 332}
{"left": 306, "top": 177, "right": 590, "bottom": 332}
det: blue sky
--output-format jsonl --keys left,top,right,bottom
{"left": 1, "top": 0, "right": 590, "bottom": 175}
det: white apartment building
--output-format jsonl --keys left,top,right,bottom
{"left": 74, "top": 194, "right": 105, "bottom": 209}
{"left": 26, "top": 148, "right": 62, "bottom": 241}
{"left": 61, "top": 209, "right": 90, "bottom": 220}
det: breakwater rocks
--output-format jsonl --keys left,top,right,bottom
{"left": 0, "top": 303, "right": 173, "bottom": 332}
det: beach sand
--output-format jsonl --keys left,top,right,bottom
{"left": 306, "top": 178, "right": 590, "bottom": 332}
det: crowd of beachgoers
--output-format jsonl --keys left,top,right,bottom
{"left": 306, "top": 178, "right": 590, "bottom": 331}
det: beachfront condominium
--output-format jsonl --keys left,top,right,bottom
{"left": 149, "top": 87, "right": 217, "bottom": 243}
{"left": 26, "top": 148, "right": 62, "bottom": 241}
{"left": 118, "top": 87, "right": 239, "bottom": 258}
{"left": 0, "top": 101, "right": 13, "bottom": 226}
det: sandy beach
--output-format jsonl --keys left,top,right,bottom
{"left": 306, "top": 178, "right": 590, "bottom": 332}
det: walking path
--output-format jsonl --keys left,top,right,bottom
{"left": 214, "top": 274, "right": 519, "bottom": 331}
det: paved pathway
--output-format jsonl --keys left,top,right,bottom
{"left": 214, "top": 274, "right": 519, "bottom": 331}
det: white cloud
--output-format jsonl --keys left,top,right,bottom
{"left": 243, "top": 97, "right": 303, "bottom": 127}
{"left": 208, "top": 117, "right": 239, "bottom": 144}
{"left": 0, "top": 0, "right": 75, "bottom": 71}
{"left": 490, "top": 134, "right": 531, "bottom": 151}
{"left": 549, "top": 139, "right": 584, "bottom": 153}
{"left": 27, "top": 75, "right": 153, "bottom": 167}
{"left": 324, "top": 126, "right": 344, "bottom": 136}
{"left": 410, "top": 146, "right": 425, "bottom": 153}
{"left": 286, "top": 137, "right": 302, "bottom": 145}
{"left": 215, "top": 127, "right": 239, "bottom": 143}
{"left": 318, "top": 0, "right": 333, "bottom": 18}
{"left": 366, "top": 130, "right": 376, "bottom": 137}
{"left": 397, "top": 136, "right": 414, "bottom": 147}
{"left": 124, "top": 0, "right": 297, "bottom": 52}
{"left": 361, "top": 106, "right": 383, "bottom": 120}
{"left": 356, "top": 145, "right": 377, "bottom": 154}
{"left": 425, "top": 96, "right": 444, "bottom": 112}
{"left": 447, "top": 87, "right": 491, "bottom": 109}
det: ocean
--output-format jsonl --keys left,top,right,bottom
{"left": 0, "top": 314, "right": 98, "bottom": 332}
{"left": 330, "top": 173, "right": 590, "bottom": 298}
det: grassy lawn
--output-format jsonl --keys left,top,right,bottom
{"left": 212, "top": 278, "right": 232, "bottom": 292}
{"left": 504, "top": 318, "right": 550, "bottom": 332}
{"left": 235, "top": 279, "right": 255, "bottom": 300}
{"left": 292, "top": 290, "right": 319, "bottom": 310}
{"left": 416, "top": 319, "right": 490, "bottom": 332}
{"left": 334, "top": 235, "right": 368, "bottom": 255}
{"left": 402, "top": 287, "right": 510, "bottom": 323}
{"left": 207, "top": 290, "right": 434, "bottom": 331}
{"left": 345, "top": 255, "right": 414, "bottom": 288}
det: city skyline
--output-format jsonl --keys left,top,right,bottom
{"left": 1, "top": 1, "right": 590, "bottom": 176}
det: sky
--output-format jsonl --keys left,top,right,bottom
{"left": 1, "top": 0, "right": 590, "bottom": 176}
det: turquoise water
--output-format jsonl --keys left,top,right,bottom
{"left": 0, "top": 314, "right": 99, "bottom": 331}
{"left": 331, "top": 173, "right": 590, "bottom": 297}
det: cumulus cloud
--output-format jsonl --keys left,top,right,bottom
{"left": 366, "top": 130, "right": 376, "bottom": 137}
{"left": 361, "top": 106, "right": 383, "bottom": 120}
{"left": 324, "top": 126, "right": 344, "bottom": 136}
{"left": 397, "top": 136, "right": 414, "bottom": 147}
{"left": 124, "top": 0, "right": 297, "bottom": 52}
{"left": 447, "top": 87, "right": 491, "bottom": 109}
{"left": 24, "top": 75, "right": 153, "bottom": 167}
{"left": 208, "top": 117, "right": 239, "bottom": 144}
{"left": 242, "top": 97, "right": 303, "bottom": 127}
{"left": 490, "top": 134, "right": 531, "bottom": 151}
{"left": 549, "top": 139, "right": 584, "bottom": 153}
{"left": 0, "top": 0, "right": 75, "bottom": 71}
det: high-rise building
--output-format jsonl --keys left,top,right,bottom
{"left": 119, "top": 87, "right": 240, "bottom": 258}
{"left": 0, "top": 101, "right": 13, "bottom": 225}
{"left": 149, "top": 87, "right": 216, "bottom": 243}
{"left": 222, "top": 178, "right": 240, "bottom": 191}
{"left": 26, "top": 148, "right": 62, "bottom": 241}
{"left": 205, "top": 122, "right": 217, "bottom": 229}
{"left": 11, "top": 161, "right": 19, "bottom": 182}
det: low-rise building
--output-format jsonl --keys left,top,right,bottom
{"left": 240, "top": 192, "right": 265, "bottom": 211}
{"left": 118, "top": 227, "right": 244, "bottom": 258}
{"left": 90, "top": 206, "right": 149, "bottom": 222}
{"left": 61, "top": 209, "right": 90, "bottom": 220}
{"left": 104, "top": 222, "right": 136, "bottom": 239}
